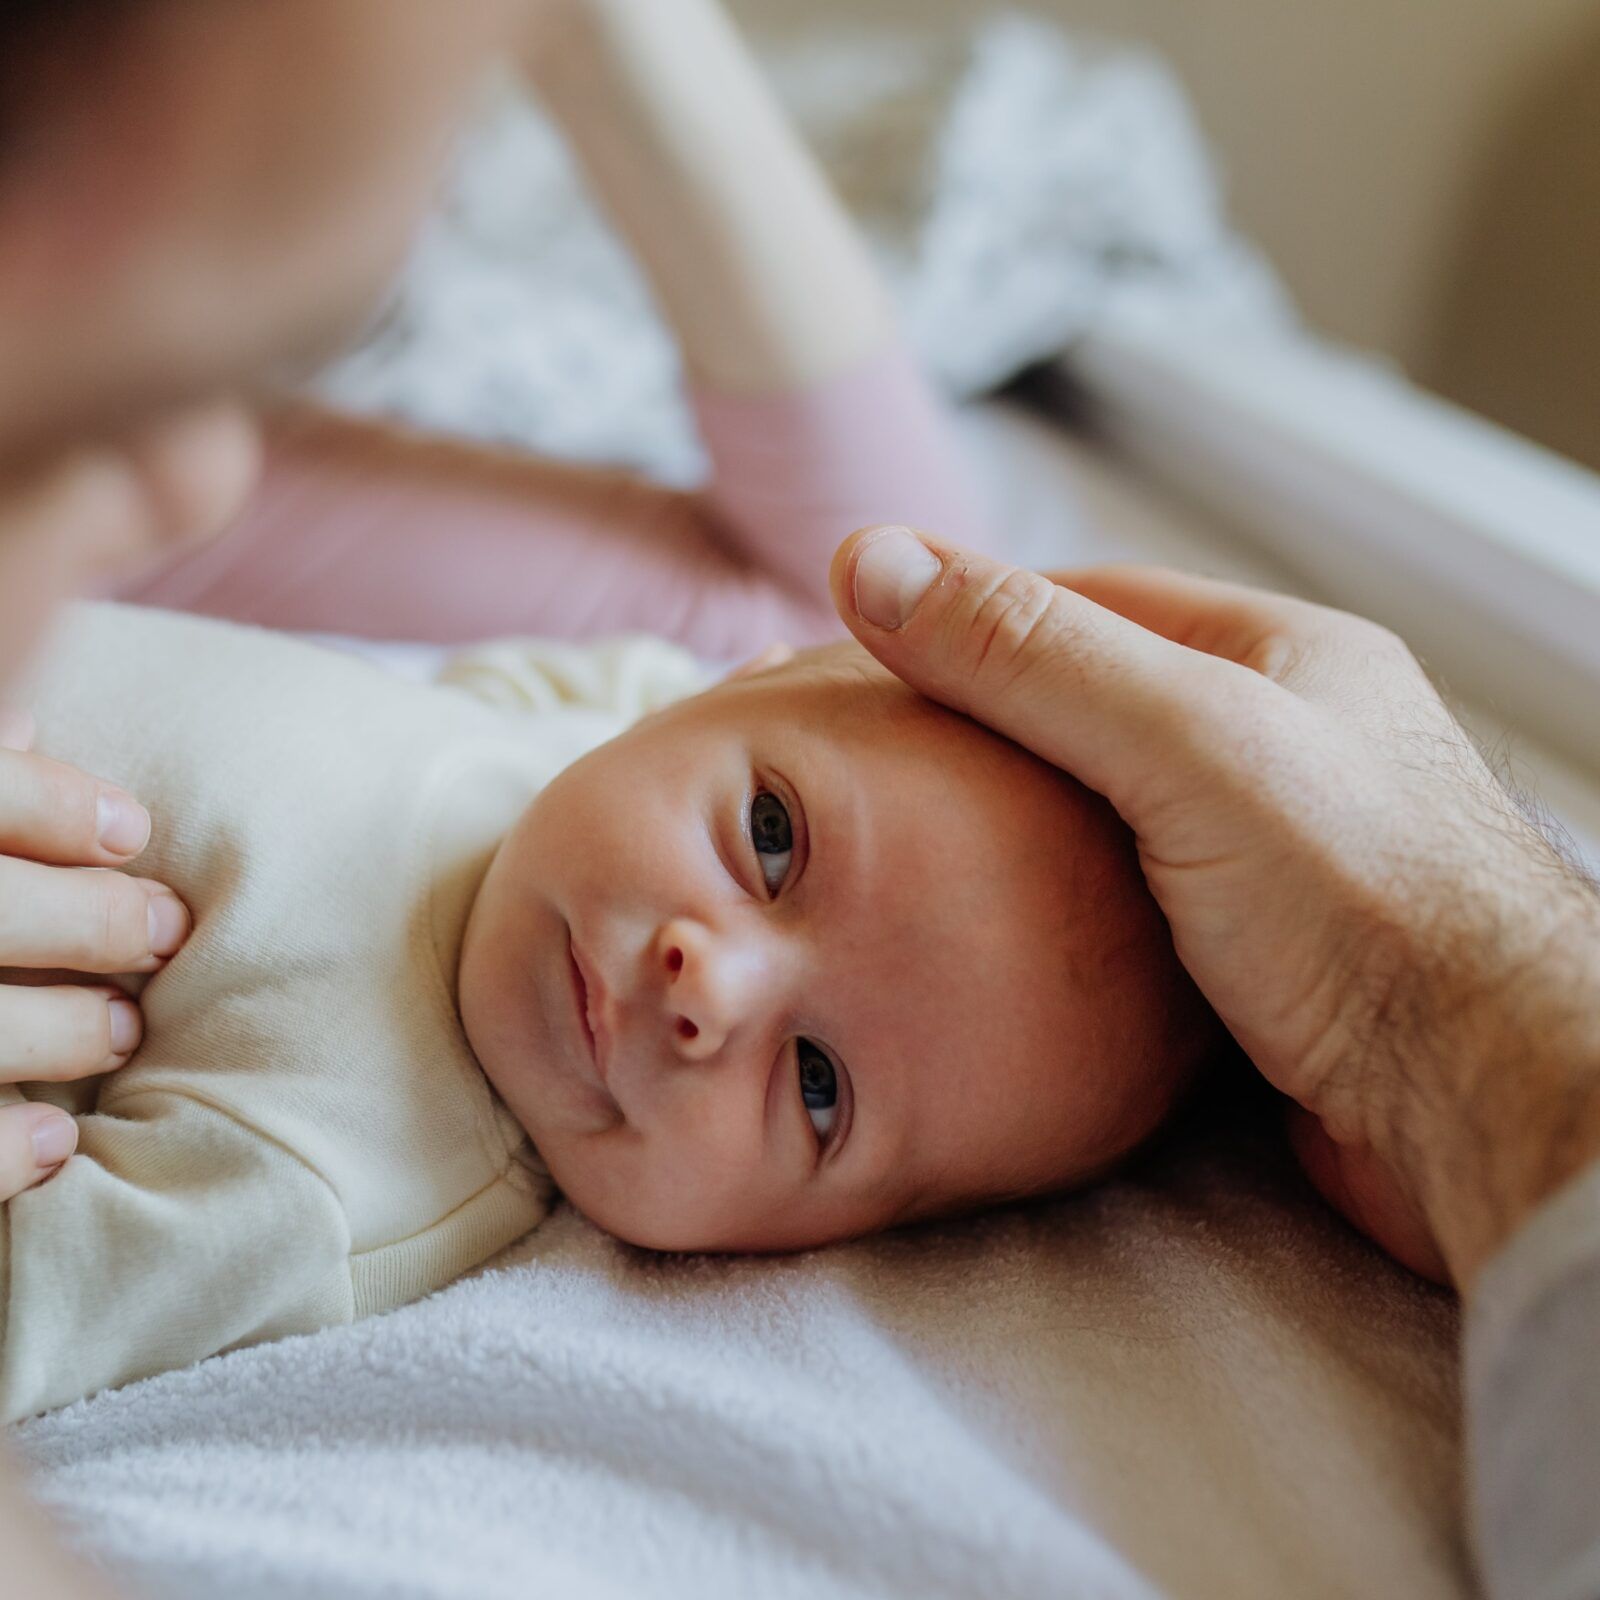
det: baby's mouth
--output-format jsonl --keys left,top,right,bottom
{"left": 568, "top": 940, "right": 597, "bottom": 1061}
{"left": 566, "top": 934, "right": 617, "bottom": 1107}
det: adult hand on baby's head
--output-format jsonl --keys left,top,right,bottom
{"left": 0, "top": 711, "right": 190, "bottom": 1201}
{"left": 831, "top": 527, "right": 1600, "bottom": 1293}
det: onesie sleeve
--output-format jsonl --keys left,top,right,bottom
{"left": 0, "top": 1089, "right": 353, "bottom": 1421}
{"left": 436, "top": 634, "right": 712, "bottom": 719}
{"left": 1465, "top": 1156, "right": 1600, "bottom": 1600}
{"left": 689, "top": 338, "right": 990, "bottom": 614}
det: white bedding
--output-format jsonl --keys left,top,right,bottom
{"left": 12, "top": 407, "right": 1474, "bottom": 1600}
{"left": 318, "top": 14, "right": 1289, "bottom": 484}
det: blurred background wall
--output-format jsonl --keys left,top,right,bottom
{"left": 734, "top": 0, "right": 1600, "bottom": 472}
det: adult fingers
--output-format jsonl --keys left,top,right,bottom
{"left": 0, "top": 984, "right": 141, "bottom": 1082}
{"left": 0, "top": 1103, "right": 79, "bottom": 1201}
{"left": 1046, "top": 566, "right": 1334, "bottom": 675}
{"left": 829, "top": 526, "right": 1264, "bottom": 813}
{"left": 0, "top": 860, "right": 189, "bottom": 973}
{"left": 1050, "top": 564, "right": 1425, "bottom": 710}
{"left": 0, "top": 748, "right": 152, "bottom": 866}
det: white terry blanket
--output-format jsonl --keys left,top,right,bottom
{"left": 11, "top": 414, "right": 1472, "bottom": 1600}
{"left": 15, "top": 1088, "right": 1465, "bottom": 1600}
{"left": 317, "top": 11, "right": 1291, "bottom": 483}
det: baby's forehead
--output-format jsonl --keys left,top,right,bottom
{"left": 764, "top": 640, "right": 897, "bottom": 693}
{"left": 734, "top": 641, "right": 939, "bottom": 728}
{"left": 720, "top": 642, "right": 1097, "bottom": 839}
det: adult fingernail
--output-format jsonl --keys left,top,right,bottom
{"left": 108, "top": 997, "right": 141, "bottom": 1056}
{"left": 32, "top": 1115, "right": 77, "bottom": 1168}
{"left": 147, "top": 891, "right": 189, "bottom": 957}
{"left": 853, "top": 528, "right": 942, "bottom": 631}
{"left": 97, "top": 789, "right": 151, "bottom": 855}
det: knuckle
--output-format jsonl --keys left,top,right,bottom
{"left": 1365, "top": 621, "right": 1421, "bottom": 671}
{"left": 959, "top": 566, "right": 1066, "bottom": 688}
{"left": 0, "top": 752, "right": 99, "bottom": 853}
{"left": 0, "top": 986, "right": 119, "bottom": 1080}
{"left": 1258, "top": 610, "right": 1418, "bottom": 701}
{"left": 1331, "top": 608, "right": 1398, "bottom": 651}
{"left": 84, "top": 873, "right": 150, "bottom": 968}
{"left": 43, "top": 760, "right": 102, "bottom": 852}
{"left": 1327, "top": 607, "right": 1413, "bottom": 665}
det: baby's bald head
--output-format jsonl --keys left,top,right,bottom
{"left": 463, "top": 638, "right": 1217, "bottom": 1254}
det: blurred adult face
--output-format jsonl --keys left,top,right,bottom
{"left": 0, "top": 0, "right": 525, "bottom": 683}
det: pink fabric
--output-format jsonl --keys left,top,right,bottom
{"left": 118, "top": 343, "right": 987, "bottom": 660}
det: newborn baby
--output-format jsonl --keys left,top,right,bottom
{"left": 0, "top": 604, "right": 1208, "bottom": 1418}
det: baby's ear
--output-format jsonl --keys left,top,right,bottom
{"left": 723, "top": 643, "right": 795, "bottom": 682}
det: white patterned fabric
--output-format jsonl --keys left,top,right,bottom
{"left": 317, "top": 12, "right": 1292, "bottom": 483}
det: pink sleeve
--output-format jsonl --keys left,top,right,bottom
{"left": 690, "top": 340, "right": 989, "bottom": 613}
{"left": 116, "top": 341, "right": 987, "bottom": 661}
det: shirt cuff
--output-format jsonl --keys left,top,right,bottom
{"left": 1465, "top": 1156, "right": 1600, "bottom": 1600}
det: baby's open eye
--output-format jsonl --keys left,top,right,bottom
{"left": 750, "top": 790, "right": 793, "bottom": 896}
{"left": 797, "top": 1038, "right": 839, "bottom": 1141}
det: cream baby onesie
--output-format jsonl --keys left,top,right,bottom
{"left": 0, "top": 603, "right": 703, "bottom": 1421}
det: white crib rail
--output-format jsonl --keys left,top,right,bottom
{"left": 1066, "top": 318, "right": 1600, "bottom": 775}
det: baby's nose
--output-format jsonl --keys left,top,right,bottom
{"left": 653, "top": 917, "right": 762, "bottom": 1062}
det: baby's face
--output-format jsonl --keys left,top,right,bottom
{"left": 460, "top": 647, "right": 1206, "bottom": 1253}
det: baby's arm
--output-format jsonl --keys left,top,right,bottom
{"left": 119, "top": 0, "right": 984, "bottom": 658}
{"left": 0, "top": 1092, "right": 348, "bottom": 1420}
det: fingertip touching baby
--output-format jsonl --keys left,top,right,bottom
{"left": 461, "top": 639, "right": 1216, "bottom": 1254}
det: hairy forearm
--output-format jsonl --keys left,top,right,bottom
{"left": 528, "top": 0, "right": 891, "bottom": 393}
{"left": 1383, "top": 833, "right": 1600, "bottom": 1293}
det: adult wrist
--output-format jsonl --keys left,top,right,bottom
{"left": 1392, "top": 885, "right": 1600, "bottom": 1291}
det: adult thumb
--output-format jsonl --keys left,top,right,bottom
{"left": 829, "top": 526, "right": 1227, "bottom": 815}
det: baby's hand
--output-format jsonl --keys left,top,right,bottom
{"left": 1287, "top": 1105, "right": 1450, "bottom": 1284}
{"left": 0, "top": 711, "right": 190, "bottom": 1200}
